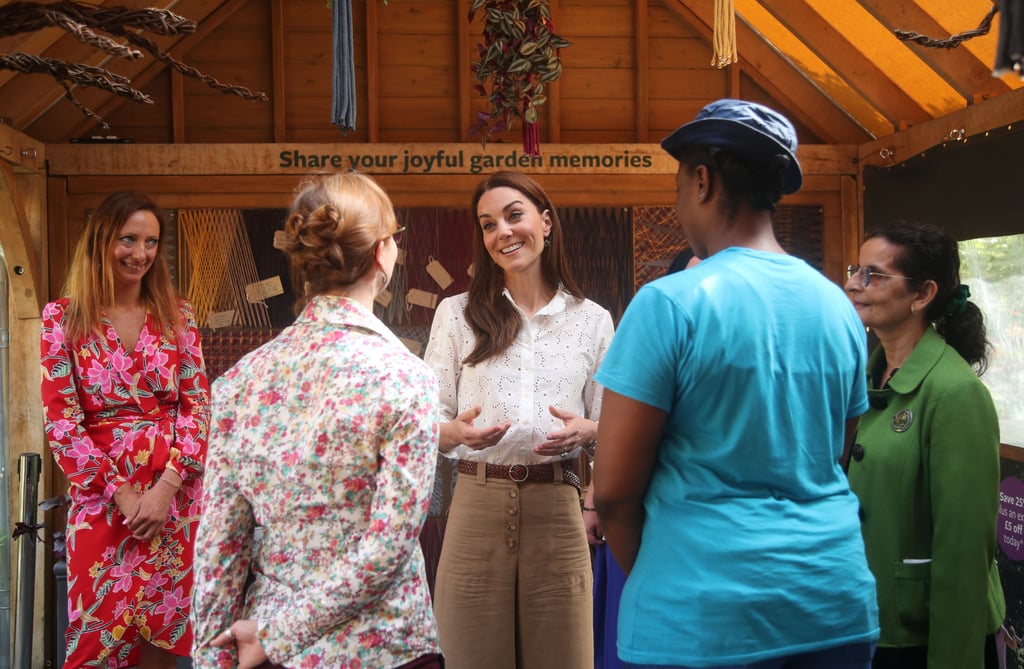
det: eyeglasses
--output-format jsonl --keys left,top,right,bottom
{"left": 846, "top": 264, "right": 913, "bottom": 287}
{"left": 381, "top": 225, "right": 406, "bottom": 245}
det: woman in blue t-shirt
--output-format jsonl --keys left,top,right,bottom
{"left": 593, "top": 99, "right": 879, "bottom": 669}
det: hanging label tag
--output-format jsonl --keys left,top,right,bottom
{"left": 375, "top": 289, "right": 394, "bottom": 308}
{"left": 396, "top": 248, "right": 406, "bottom": 266}
{"left": 272, "top": 230, "right": 288, "bottom": 250}
{"left": 207, "top": 309, "right": 236, "bottom": 329}
{"left": 245, "top": 276, "right": 285, "bottom": 303}
{"left": 406, "top": 288, "right": 438, "bottom": 309}
{"left": 426, "top": 257, "right": 454, "bottom": 289}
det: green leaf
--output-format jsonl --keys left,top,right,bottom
{"left": 507, "top": 58, "right": 532, "bottom": 73}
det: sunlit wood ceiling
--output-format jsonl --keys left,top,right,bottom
{"left": 0, "top": 0, "right": 1020, "bottom": 144}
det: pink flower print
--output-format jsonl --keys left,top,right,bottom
{"left": 177, "top": 433, "right": 200, "bottom": 458}
{"left": 137, "top": 329, "right": 159, "bottom": 356}
{"left": 42, "top": 327, "right": 66, "bottom": 356}
{"left": 42, "top": 301, "right": 63, "bottom": 319}
{"left": 109, "top": 349, "right": 134, "bottom": 385}
{"left": 48, "top": 418, "right": 77, "bottom": 441}
{"left": 144, "top": 571, "right": 169, "bottom": 599}
{"left": 151, "top": 347, "right": 170, "bottom": 372}
{"left": 84, "top": 358, "right": 116, "bottom": 394}
{"left": 110, "top": 545, "right": 146, "bottom": 594}
{"left": 67, "top": 436, "right": 104, "bottom": 469}
{"left": 178, "top": 327, "right": 202, "bottom": 358}
{"left": 301, "top": 655, "right": 326, "bottom": 669}
{"left": 154, "top": 585, "right": 188, "bottom": 623}
{"left": 70, "top": 495, "right": 106, "bottom": 525}
{"left": 145, "top": 423, "right": 163, "bottom": 442}
{"left": 112, "top": 598, "right": 133, "bottom": 622}
{"left": 109, "top": 427, "right": 139, "bottom": 460}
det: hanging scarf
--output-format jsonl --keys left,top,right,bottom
{"left": 332, "top": 0, "right": 356, "bottom": 131}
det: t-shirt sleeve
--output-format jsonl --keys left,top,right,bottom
{"left": 595, "top": 285, "right": 683, "bottom": 413}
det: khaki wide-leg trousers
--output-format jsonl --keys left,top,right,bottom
{"left": 434, "top": 467, "right": 594, "bottom": 669}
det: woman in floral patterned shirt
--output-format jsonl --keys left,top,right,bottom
{"left": 191, "top": 173, "right": 443, "bottom": 669}
{"left": 41, "top": 190, "right": 210, "bottom": 669}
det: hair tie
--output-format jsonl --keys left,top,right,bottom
{"left": 944, "top": 283, "right": 970, "bottom": 317}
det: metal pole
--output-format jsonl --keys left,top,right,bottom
{"left": 12, "top": 454, "right": 39, "bottom": 669}
{"left": 0, "top": 251, "right": 12, "bottom": 669}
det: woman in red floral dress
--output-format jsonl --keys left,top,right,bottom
{"left": 40, "top": 191, "right": 210, "bottom": 669}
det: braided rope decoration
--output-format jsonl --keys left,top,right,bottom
{"left": 0, "top": 1, "right": 268, "bottom": 128}
{"left": 894, "top": 2, "right": 998, "bottom": 49}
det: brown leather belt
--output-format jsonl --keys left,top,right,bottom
{"left": 457, "top": 460, "right": 581, "bottom": 491}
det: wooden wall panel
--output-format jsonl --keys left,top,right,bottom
{"left": 558, "top": 3, "right": 634, "bottom": 37}
{"left": 559, "top": 37, "right": 635, "bottom": 68}
{"left": 649, "top": 3, "right": 702, "bottom": 38}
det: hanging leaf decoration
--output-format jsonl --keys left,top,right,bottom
{"left": 468, "top": 0, "right": 571, "bottom": 155}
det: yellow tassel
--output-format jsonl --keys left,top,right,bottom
{"left": 712, "top": 0, "right": 738, "bottom": 69}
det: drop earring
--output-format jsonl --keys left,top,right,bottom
{"left": 544, "top": 237, "right": 551, "bottom": 249}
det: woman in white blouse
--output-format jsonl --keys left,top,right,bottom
{"left": 424, "top": 170, "right": 615, "bottom": 669}
{"left": 192, "top": 173, "right": 443, "bottom": 669}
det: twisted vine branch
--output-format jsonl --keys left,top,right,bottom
{"left": 0, "top": 1, "right": 268, "bottom": 129}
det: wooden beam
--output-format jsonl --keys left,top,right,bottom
{"left": 0, "top": 122, "right": 45, "bottom": 172}
{"left": 271, "top": 0, "right": 287, "bottom": 142}
{"left": 458, "top": 0, "right": 471, "bottom": 142}
{"left": 171, "top": 70, "right": 186, "bottom": 142}
{"left": 659, "top": 0, "right": 871, "bottom": 144}
{"left": 0, "top": 162, "right": 42, "bottom": 316}
{"left": 757, "top": 0, "right": 931, "bottom": 127}
{"left": 855, "top": 0, "right": 1012, "bottom": 104}
{"left": 634, "top": 0, "right": 649, "bottom": 142}
{"left": 365, "top": 0, "right": 380, "bottom": 142}
{"left": 62, "top": 0, "right": 252, "bottom": 140}
{"left": 547, "top": 0, "right": 563, "bottom": 144}
{"left": 858, "top": 86, "right": 1024, "bottom": 169}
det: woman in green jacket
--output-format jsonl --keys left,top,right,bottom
{"left": 845, "top": 221, "right": 1005, "bottom": 669}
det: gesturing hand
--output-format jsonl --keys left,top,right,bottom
{"left": 440, "top": 406, "right": 511, "bottom": 452}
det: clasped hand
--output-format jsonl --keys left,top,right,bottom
{"left": 114, "top": 481, "right": 175, "bottom": 542}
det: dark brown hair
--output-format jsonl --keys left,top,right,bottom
{"left": 464, "top": 171, "right": 583, "bottom": 365}
{"left": 867, "top": 221, "right": 988, "bottom": 373}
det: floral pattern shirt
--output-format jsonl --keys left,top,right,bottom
{"left": 191, "top": 296, "right": 441, "bottom": 669}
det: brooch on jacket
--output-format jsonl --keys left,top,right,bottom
{"left": 891, "top": 409, "right": 914, "bottom": 433}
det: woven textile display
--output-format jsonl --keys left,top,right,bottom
{"left": 631, "top": 205, "right": 824, "bottom": 291}
{"left": 774, "top": 205, "right": 824, "bottom": 271}
{"left": 178, "top": 208, "right": 271, "bottom": 329}
{"left": 199, "top": 327, "right": 281, "bottom": 381}
{"left": 560, "top": 207, "right": 633, "bottom": 321}
{"left": 632, "top": 206, "right": 688, "bottom": 292}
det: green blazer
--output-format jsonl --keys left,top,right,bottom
{"left": 848, "top": 327, "right": 1005, "bottom": 669}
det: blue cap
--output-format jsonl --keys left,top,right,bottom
{"left": 660, "top": 99, "right": 802, "bottom": 194}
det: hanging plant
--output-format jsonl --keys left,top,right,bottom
{"left": 468, "top": 0, "right": 571, "bottom": 156}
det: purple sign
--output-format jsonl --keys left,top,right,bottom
{"left": 999, "top": 476, "right": 1024, "bottom": 560}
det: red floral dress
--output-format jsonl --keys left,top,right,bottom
{"left": 41, "top": 298, "right": 210, "bottom": 668}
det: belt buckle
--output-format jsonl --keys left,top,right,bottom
{"left": 508, "top": 463, "right": 529, "bottom": 482}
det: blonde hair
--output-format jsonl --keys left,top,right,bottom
{"left": 61, "top": 191, "right": 182, "bottom": 341}
{"left": 278, "top": 172, "right": 399, "bottom": 311}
